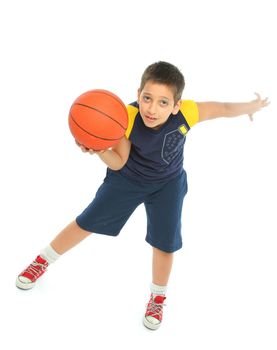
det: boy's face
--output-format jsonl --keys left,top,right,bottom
{"left": 137, "top": 81, "right": 181, "bottom": 129}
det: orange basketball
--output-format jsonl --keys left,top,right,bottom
{"left": 68, "top": 89, "right": 128, "bottom": 150}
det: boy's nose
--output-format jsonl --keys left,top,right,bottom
{"left": 147, "top": 102, "right": 157, "bottom": 115}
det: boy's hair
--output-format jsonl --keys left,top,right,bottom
{"left": 140, "top": 61, "right": 185, "bottom": 104}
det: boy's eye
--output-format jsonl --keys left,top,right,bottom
{"left": 160, "top": 100, "right": 168, "bottom": 106}
{"left": 143, "top": 96, "right": 150, "bottom": 102}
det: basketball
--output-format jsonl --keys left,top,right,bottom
{"left": 68, "top": 89, "right": 129, "bottom": 150}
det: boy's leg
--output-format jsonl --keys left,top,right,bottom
{"left": 143, "top": 171, "right": 187, "bottom": 330}
{"left": 16, "top": 171, "right": 145, "bottom": 290}
{"left": 50, "top": 220, "right": 91, "bottom": 255}
{"left": 143, "top": 247, "right": 173, "bottom": 330}
{"left": 16, "top": 220, "right": 91, "bottom": 289}
{"left": 152, "top": 247, "right": 173, "bottom": 286}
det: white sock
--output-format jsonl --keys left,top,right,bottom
{"left": 40, "top": 244, "right": 61, "bottom": 264}
{"left": 150, "top": 282, "right": 167, "bottom": 296}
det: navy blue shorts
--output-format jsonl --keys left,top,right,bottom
{"left": 76, "top": 169, "right": 188, "bottom": 253}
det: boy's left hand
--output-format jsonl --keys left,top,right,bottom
{"left": 248, "top": 93, "right": 270, "bottom": 121}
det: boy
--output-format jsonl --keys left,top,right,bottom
{"left": 16, "top": 61, "right": 269, "bottom": 330}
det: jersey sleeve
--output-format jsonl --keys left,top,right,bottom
{"left": 125, "top": 104, "right": 139, "bottom": 139}
{"left": 179, "top": 100, "right": 199, "bottom": 128}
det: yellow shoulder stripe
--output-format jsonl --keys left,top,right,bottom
{"left": 125, "top": 104, "right": 139, "bottom": 139}
{"left": 180, "top": 100, "right": 199, "bottom": 128}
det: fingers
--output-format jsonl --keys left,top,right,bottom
{"left": 81, "top": 145, "right": 90, "bottom": 153}
{"left": 262, "top": 97, "right": 270, "bottom": 107}
{"left": 253, "top": 93, "right": 271, "bottom": 113}
{"left": 75, "top": 140, "right": 106, "bottom": 154}
{"left": 75, "top": 140, "right": 91, "bottom": 153}
{"left": 254, "top": 92, "right": 270, "bottom": 106}
{"left": 254, "top": 92, "right": 261, "bottom": 101}
{"left": 248, "top": 92, "right": 270, "bottom": 122}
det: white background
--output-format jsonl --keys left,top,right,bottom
{"left": 1, "top": 0, "right": 276, "bottom": 349}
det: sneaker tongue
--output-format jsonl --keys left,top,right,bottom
{"left": 36, "top": 255, "right": 47, "bottom": 264}
{"left": 153, "top": 295, "right": 166, "bottom": 304}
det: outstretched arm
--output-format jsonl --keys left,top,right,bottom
{"left": 197, "top": 93, "right": 270, "bottom": 122}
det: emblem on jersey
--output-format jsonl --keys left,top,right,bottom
{"left": 178, "top": 124, "right": 188, "bottom": 135}
{"left": 161, "top": 125, "right": 187, "bottom": 164}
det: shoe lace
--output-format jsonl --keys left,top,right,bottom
{"left": 23, "top": 260, "right": 48, "bottom": 278}
{"left": 147, "top": 298, "right": 166, "bottom": 318}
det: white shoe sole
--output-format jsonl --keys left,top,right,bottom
{"left": 143, "top": 316, "right": 161, "bottom": 330}
{"left": 16, "top": 277, "right": 35, "bottom": 290}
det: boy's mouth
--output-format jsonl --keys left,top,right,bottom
{"left": 145, "top": 115, "right": 157, "bottom": 121}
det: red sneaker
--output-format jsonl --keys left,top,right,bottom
{"left": 143, "top": 293, "right": 166, "bottom": 330}
{"left": 16, "top": 255, "right": 49, "bottom": 290}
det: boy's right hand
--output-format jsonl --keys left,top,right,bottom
{"left": 75, "top": 140, "right": 106, "bottom": 155}
{"left": 75, "top": 140, "right": 90, "bottom": 153}
{"left": 75, "top": 136, "right": 130, "bottom": 170}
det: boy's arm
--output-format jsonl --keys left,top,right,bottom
{"left": 196, "top": 93, "right": 270, "bottom": 122}
{"left": 77, "top": 136, "right": 131, "bottom": 171}
{"left": 97, "top": 136, "right": 131, "bottom": 170}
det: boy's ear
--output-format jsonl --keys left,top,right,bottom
{"left": 172, "top": 100, "right": 182, "bottom": 115}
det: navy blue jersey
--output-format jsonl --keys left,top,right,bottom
{"left": 118, "top": 100, "right": 199, "bottom": 182}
